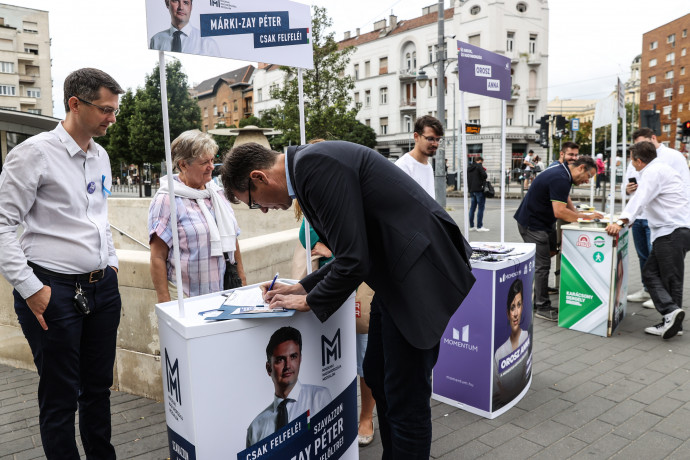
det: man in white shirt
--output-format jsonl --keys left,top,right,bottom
{"left": 607, "top": 141, "right": 690, "bottom": 339}
{"left": 246, "top": 326, "right": 331, "bottom": 447}
{"left": 0, "top": 68, "right": 124, "bottom": 459}
{"left": 624, "top": 128, "right": 690, "bottom": 308}
{"left": 394, "top": 115, "right": 443, "bottom": 199}
{"left": 149, "top": 0, "right": 220, "bottom": 56}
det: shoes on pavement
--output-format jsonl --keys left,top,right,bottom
{"left": 627, "top": 289, "right": 651, "bottom": 302}
{"left": 469, "top": 227, "right": 476, "bottom": 232}
{"left": 477, "top": 227, "right": 490, "bottom": 232}
{"left": 535, "top": 306, "right": 558, "bottom": 322}
{"left": 645, "top": 309, "right": 685, "bottom": 339}
{"left": 548, "top": 286, "right": 559, "bottom": 295}
{"left": 643, "top": 299, "right": 655, "bottom": 309}
{"left": 358, "top": 420, "right": 375, "bottom": 446}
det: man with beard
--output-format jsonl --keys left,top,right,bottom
{"left": 395, "top": 115, "right": 443, "bottom": 198}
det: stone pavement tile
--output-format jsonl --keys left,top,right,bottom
{"left": 0, "top": 419, "right": 27, "bottom": 436}
{"left": 592, "top": 370, "right": 626, "bottom": 386}
{"left": 532, "top": 345, "right": 560, "bottom": 362}
{"left": 653, "top": 407, "right": 690, "bottom": 440}
{"left": 667, "top": 381, "right": 690, "bottom": 403}
{"left": 632, "top": 336, "right": 666, "bottom": 351}
{"left": 551, "top": 358, "right": 590, "bottom": 377}
{"left": 111, "top": 397, "right": 158, "bottom": 415}
{"left": 646, "top": 355, "right": 690, "bottom": 376}
{"left": 596, "top": 379, "right": 646, "bottom": 403}
{"left": 608, "top": 347, "right": 647, "bottom": 364}
{"left": 0, "top": 388, "right": 18, "bottom": 402}
{"left": 512, "top": 398, "right": 573, "bottom": 430}
{"left": 552, "top": 395, "right": 617, "bottom": 429}
{"left": 437, "top": 439, "right": 491, "bottom": 460}
{"left": 430, "top": 420, "right": 494, "bottom": 458}
{"left": 668, "top": 438, "right": 690, "bottom": 460}
{"left": 476, "top": 436, "right": 542, "bottom": 460}
{"left": 114, "top": 430, "right": 169, "bottom": 459}
{"left": 119, "top": 401, "right": 165, "bottom": 421}
{"left": 530, "top": 368, "right": 568, "bottom": 391}
{"left": 431, "top": 419, "right": 455, "bottom": 441}
{"left": 662, "top": 368, "right": 690, "bottom": 386}
{"left": 0, "top": 435, "right": 36, "bottom": 457}
{"left": 431, "top": 402, "right": 460, "bottom": 419}
{"left": 520, "top": 419, "right": 573, "bottom": 447}
{"left": 559, "top": 381, "right": 606, "bottom": 404}
{"left": 574, "top": 346, "right": 617, "bottom": 365}
{"left": 515, "top": 387, "right": 561, "bottom": 411}
{"left": 551, "top": 331, "right": 604, "bottom": 352}
{"left": 543, "top": 347, "right": 584, "bottom": 366}
{"left": 13, "top": 446, "right": 45, "bottom": 460}
{"left": 597, "top": 399, "right": 645, "bottom": 426}
{"left": 631, "top": 378, "right": 679, "bottom": 405}
{"left": 620, "top": 366, "right": 664, "bottom": 385}
{"left": 611, "top": 431, "right": 683, "bottom": 460}
{"left": 434, "top": 408, "right": 483, "bottom": 431}
{"left": 613, "top": 410, "right": 663, "bottom": 440}
{"left": 570, "top": 433, "right": 630, "bottom": 460}
{"left": 644, "top": 394, "right": 685, "bottom": 417}
{"left": 111, "top": 417, "right": 161, "bottom": 445}
{"left": 484, "top": 406, "right": 527, "bottom": 427}
{"left": 570, "top": 419, "right": 615, "bottom": 444}
{"left": 0, "top": 406, "right": 39, "bottom": 426}
{"left": 551, "top": 369, "right": 598, "bottom": 393}
{"left": 129, "top": 447, "right": 171, "bottom": 460}
{"left": 476, "top": 423, "right": 523, "bottom": 448}
{"left": 359, "top": 442, "right": 383, "bottom": 460}
{"left": 529, "top": 436, "right": 587, "bottom": 460}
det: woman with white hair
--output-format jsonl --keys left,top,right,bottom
{"left": 148, "top": 129, "right": 245, "bottom": 301}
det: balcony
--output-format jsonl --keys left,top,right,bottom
{"left": 400, "top": 98, "right": 417, "bottom": 109}
{"left": 17, "top": 52, "right": 36, "bottom": 62}
{"left": 527, "top": 54, "right": 541, "bottom": 67}
{"left": 526, "top": 93, "right": 540, "bottom": 102}
{"left": 19, "top": 97, "right": 37, "bottom": 105}
{"left": 398, "top": 69, "right": 417, "bottom": 81}
{"left": 19, "top": 73, "right": 37, "bottom": 84}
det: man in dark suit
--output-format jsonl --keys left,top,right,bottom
{"left": 221, "top": 141, "right": 475, "bottom": 459}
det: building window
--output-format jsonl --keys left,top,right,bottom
{"left": 222, "top": 103, "right": 227, "bottom": 113}
{"left": 380, "top": 117, "right": 388, "bottom": 135}
{"left": 0, "top": 85, "right": 15, "bottom": 96}
{"left": 468, "top": 34, "right": 480, "bottom": 47}
{"left": 257, "top": 89, "right": 262, "bottom": 102}
{"left": 680, "top": 85, "right": 685, "bottom": 94}
{"left": 428, "top": 45, "right": 433, "bottom": 63}
{"left": 467, "top": 144, "right": 483, "bottom": 159}
{"left": 354, "top": 64, "right": 359, "bottom": 80}
{"left": 468, "top": 106, "right": 480, "bottom": 124}
{"left": 682, "top": 67, "right": 686, "bottom": 76}
{"left": 663, "top": 105, "right": 672, "bottom": 116}
{"left": 647, "top": 92, "right": 656, "bottom": 101}
{"left": 23, "top": 21, "right": 38, "bottom": 33}
{"left": 412, "top": 51, "right": 417, "bottom": 68}
{"left": 354, "top": 92, "right": 360, "bottom": 105}
{"left": 679, "top": 103, "right": 684, "bottom": 112}
{"left": 528, "top": 106, "right": 535, "bottom": 126}
{"left": 24, "top": 44, "right": 39, "bottom": 55}
{"left": 26, "top": 88, "right": 40, "bottom": 98}
{"left": 506, "top": 32, "right": 514, "bottom": 52}
{"left": 0, "top": 61, "right": 13, "bottom": 73}
{"left": 506, "top": 105, "right": 514, "bottom": 126}
{"left": 666, "top": 70, "right": 674, "bottom": 79}
{"left": 213, "top": 105, "right": 217, "bottom": 116}
{"left": 529, "top": 34, "right": 537, "bottom": 54}
{"left": 365, "top": 90, "right": 371, "bottom": 107}
{"left": 649, "top": 75, "right": 656, "bottom": 84}
{"left": 664, "top": 88, "right": 673, "bottom": 97}
{"left": 649, "top": 58, "right": 657, "bottom": 67}
{"left": 380, "top": 87, "right": 388, "bottom": 104}
{"left": 379, "top": 57, "right": 388, "bottom": 75}
{"left": 27, "top": 108, "right": 41, "bottom": 114}
{"left": 203, "top": 107, "right": 208, "bottom": 118}
{"left": 470, "top": 5, "right": 481, "bottom": 15}
{"left": 428, "top": 78, "right": 434, "bottom": 97}
{"left": 364, "top": 61, "right": 370, "bottom": 77}
{"left": 667, "top": 52, "right": 676, "bottom": 63}
{"left": 269, "top": 83, "right": 278, "bottom": 95}
{"left": 650, "top": 41, "right": 658, "bottom": 50}
{"left": 662, "top": 124, "right": 671, "bottom": 134}
{"left": 365, "top": 119, "right": 370, "bottom": 127}
{"left": 668, "top": 34, "right": 676, "bottom": 44}
{"left": 516, "top": 2, "right": 528, "bottom": 12}
{"left": 234, "top": 100, "right": 238, "bottom": 112}
{"left": 683, "top": 48, "right": 687, "bottom": 57}
{"left": 684, "top": 29, "right": 688, "bottom": 38}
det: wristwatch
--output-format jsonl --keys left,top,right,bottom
{"left": 615, "top": 219, "right": 626, "bottom": 227}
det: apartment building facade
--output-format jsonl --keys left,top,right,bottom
{"left": 190, "top": 65, "right": 255, "bottom": 132}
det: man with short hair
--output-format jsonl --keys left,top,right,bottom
{"left": 149, "top": 0, "right": 220, "bottom": 55}
{"left": 395, "top": 115, "right": 443, "bottom": 199}
{"left": 221, "top": 140, "right": 475, "bottom": 459}
{"left": 0, "top": 68, "right": 124, "bottom": 460}
{"left": 549, "top": 141, "right": 580, "bottom": 167}
{"left": 625, "top": 128, "right": 690, "bottom": 308}
{"left": 467, "top": 156, "right": 489, "bottom": 232}
{"left": 514, "top": 156, "right": 602, "bottom": 321}
{"left": 246, "top": 326, "right": 331, "bottom": 447}
{"left": 607, "top": 141, "right": 690, "bottom": 339}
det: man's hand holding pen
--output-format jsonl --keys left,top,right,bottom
{"left": 261, "top": 279, "right": 311, "bottom": 312}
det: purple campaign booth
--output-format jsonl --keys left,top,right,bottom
{"left": 433, "top": 242, "right": 535, "bottom": 419}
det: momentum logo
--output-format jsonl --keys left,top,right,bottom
{"left": 499, "top": 271, "right": 520, "bottom": 283}
{"left": 165, "top": 348, "right": 181, "bottom": 405}
{"left": 444, "top": 324, "right": 478, "bottom": 352}
{"left": 321, "top": 329, "right": 341, "bottom": 366}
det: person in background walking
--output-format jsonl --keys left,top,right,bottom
{"left": 467, "top": 156, "right": 489, "bottom": 232}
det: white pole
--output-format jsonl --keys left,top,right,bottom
{"left": 590, "top": 128, "right": 595, "bottom": 208}
{"left": 460, "top": 90, "right": 470, "bottom": 240}
{"left": 500, "top": 99, "right": 506, "bottom": 243}
{"left": 159, "top": 51, "right": 185, "bottom": 317}
{"left": 297, "top": 68, "right": 313, "bottom": 274}
{"left": 610, "top": 120, "right": 617, "bottom": 217}
{"left": 621, "top": 108, "right": 627, "bottom": 208}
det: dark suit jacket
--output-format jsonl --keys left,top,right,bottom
{"left": 286, "top": 141, "right": 475, "bottom": 349}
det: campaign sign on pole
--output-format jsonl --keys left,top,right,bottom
{"left": 456, "top": 41, "right": 511, "bottom": 101}
{"left": 145, "top": 0, "right": 314, "bottom": 69}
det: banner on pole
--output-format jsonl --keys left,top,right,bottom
{"left": 617, "top": 78, "right": 626, "bottom": 118}
{"left": 456, "top": 41, "right": 511, "bottom": 101}
{"left": 145, "top": 0, "right": 314, "bottom": 69}
{"left": 593, "top": 94, "right": 617, "bottom": 129}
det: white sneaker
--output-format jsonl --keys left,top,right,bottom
{"left": 477, "top": 227, "right": 490, "bottom": 232}
{"left": 627, "top": 289, "right": 651, "bottom": 302}
{"left": 469, "top": 227, "right": 476, "bottom": 232}
{"left": 645, "top": 322, "right": 683, "bottom": 336}
{"left": 643, "top": 299, "right": 655, "bottom": 309}
{"left": 662, "top": 309, "right": 685, "bottom": 339}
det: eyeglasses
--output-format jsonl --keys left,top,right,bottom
{"left": 422, "top": 135, "right": 444, "bottom": 144}
{"left": 72, "top": 95, "right": 120, "bottom": 116}
{"left": 246, "top": 178, "right": 262, "bottom": 209}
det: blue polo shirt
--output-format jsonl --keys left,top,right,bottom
{"left": 514, "top": 162, "right": 572, "bottom": 232}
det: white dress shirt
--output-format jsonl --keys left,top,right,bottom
{"left": 0, "top": 122, "right": 117, "bottom": 299}
{"left": 620, "top": 159, "right": 690, "bottom": 242}
{"left": 246, "top": 381, "right": 331, "bottom": 447}
{"left": 149, "top": 23, "right": 220, "bottom": 56}
{"left": 395, "top": 153, "right": 435, "bottom": 198}
{"left": 657, "top": 144, "right": 690, "bottom": 195}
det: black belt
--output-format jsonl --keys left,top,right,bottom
{"left": 28, "top": 261, "right": 106, "bottom": 284}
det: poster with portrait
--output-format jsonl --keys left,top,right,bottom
{"left": 492, "top": 261, "right": 534, "bottom": 412}
{"left": 144, "top": 0, "right": 314, "bottom": 69}
{"left": 156, "top": 284, "right": 357, "bottom": 460}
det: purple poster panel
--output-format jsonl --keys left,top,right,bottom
{"left": 492, "top": 261, "right": 534, "bottom": 411}
{"left": 434, "top": 268, "right": 494, "bottom": 412}
{"left": 457, "top": 40, "right": 511, "bottom": 101}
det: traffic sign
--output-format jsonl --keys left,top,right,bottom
{"left": 571, "top": 118, "right": 580, "bottom": 132}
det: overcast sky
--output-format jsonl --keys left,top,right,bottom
{"left": 15, "top": 0, "right": 690, "bottom": 119}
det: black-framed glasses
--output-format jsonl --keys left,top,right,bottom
{"left": 72, "top": 95, "right": 120, "bottom": 116}
{"left": 246, "top": 178, "right": 262, "bottom": 209}
{"left": 422, "top": 135, "right": 444, "bottom": 144}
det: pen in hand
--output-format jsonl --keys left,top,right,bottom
{"left": 268, "top": 272, "right": 279, "bottom": 292}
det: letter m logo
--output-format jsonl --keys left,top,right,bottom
{"left": 210, "top": 0, "right": 220, "bottom": 6}
{"left": 321, "top": 329, "right": 341, "bottom": 366}
{"left": 165, "top": 348, "right": 182, "bottom": 405}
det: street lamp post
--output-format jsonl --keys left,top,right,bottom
{"left": 435, "top": 0, "right": 446, "bottom": 208}
{"left": 404, "top": 114, "right": 412, "bottom": 152}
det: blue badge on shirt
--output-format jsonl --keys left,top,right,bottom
{"left": 87, "top": 181, "right": 96, "bottom": 194}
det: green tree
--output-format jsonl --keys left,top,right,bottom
{"left": 268, "top": 5, "right": 375, "bottom": 149}
{"left": 104, "top": 89, "right": 136, "bottom": 180}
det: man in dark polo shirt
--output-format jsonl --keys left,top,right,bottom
{"left": 514, "top": 156, "right": 601, "bottom": 321}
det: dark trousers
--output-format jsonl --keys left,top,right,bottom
{"left": 14, "top": 266, "right": 121, "bottom": 460}
{"left": 643, "top": 228, "right": 690, "bottom": 316}
{"left": 362, "top": 296, "right": 440, "bottom": 460}
{"left": 631, "top": 219, "right": 652, "bottom": 290}
{"left": 518, "top": 223, "right": 552, "bottom": 309}
{"left": 469, "top": 191, "right": 486, "bottom": 228}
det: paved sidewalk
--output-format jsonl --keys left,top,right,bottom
{"left": 3, "top": 197, "right": 690, "bottom": 459}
